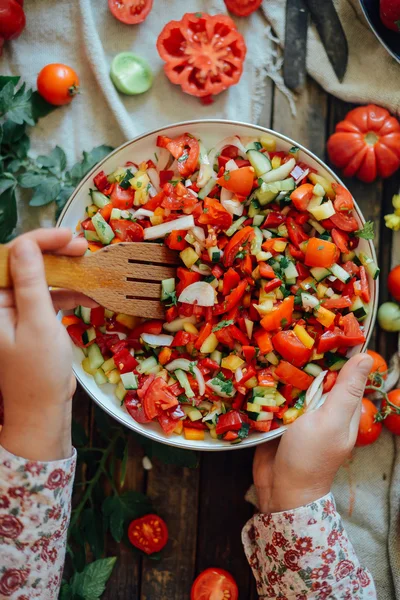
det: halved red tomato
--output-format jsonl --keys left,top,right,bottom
{"left": 272, "top": 330, "right": 312, "bottom": 368}
{"left": 217, "top": 166, "right": 255, "bottom": 197}
{"left": 125, "top": 392, "right": 151, "bottom": 424}
{"left": 110, "top": 184, "right": 135, "bottom": 210}
{"left": 142, "top": 377, "right": 178, "bottom": 419}
{"left": 108, "top": 0, "right": 153, "bottom": 24}
{"left": 199, "top": 197, "right": 233, "bottom": 230}
{"left": 157, "top": 13, "right": 247, "bottom": 98}
{"left": 224, "top": 0, "right": 263, "bottom": 16}
{"left": 166, "top": 134, "right": 200, "bottom": 179}
{"left": 110, "top": 219, "right": 144, "bottom": 241}
{"left": 128, "top": 514, "right": 168, "bottom": 555}
{"left": 330, "top": 211, "right": 358, "bottom": 232}
{"left": 191, "top": 568, "right": 238, "bottom": 600}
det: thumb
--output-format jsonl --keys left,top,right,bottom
{"left": 322, "top": 353, "right": 373, "bottom": 422}
{"left": 10, "top": 238, "right": 54, "bottom": 323}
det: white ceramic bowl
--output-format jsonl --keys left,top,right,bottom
{"left": 58, "top": 120, "right": 378, "bottom": 451}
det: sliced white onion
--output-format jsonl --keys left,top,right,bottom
{"left": 188, "top": 188, "right": 198, "bottom": 198}
{"left": 178, "top": 282, "right": 215, "bottom": 307}
{"left": 221, "top": 198, "right": 244, "bottom": 217}
{"left": 325, "top": 288, "right": 334, "bottom": 298}
{"left": 194, "top": 241, "right": 202, "bottom": 256}
{"left": 301, "top": 293, "right": 320, "bottom": 311}
{"left": 165, "top": 358, "right": 193, "bottom": 371}
{"left": 193, "top": 365, "right": 205, "bottom": 396}
{"left": 208, "top": 136, "right": 247, "bottom": 167}
{"left": 163, "top": 315, "right": 197, "bottom": 333}
{"left": 147, "top": 167, "right": 160, "bottom": 192}
{"left": 225, "top": 158, "right": 239, "bottom": 172}
{"left": 190, "top": 226, "right": 206, "bottom": 242}
{"left": 148, "top": 184, "right": 157, "bottom": 198}
{"left": 327, "top": 275, "right": 337, "bottom": 282}
{"left": 261, "top": 158, "right": 296, "bottom": 183}
{"left": 131, "top": 208, "right": 154, "bottom": 219}
{"left": 305, "top": 371, "right": 328, "bottom": 411}
{"left": 235, "top": 366, "right": 243, "bottom": 382}
{"left": 191, "top": 263, "right": 212, "bottom": 276}
{"left": 144, "top": 215, "right": 195, "bottom": 240}
{"left": 295, "top": 168, "right": 309, "bottom": 184}
{"left": 197, "top": 163, "right": 215, "bottom": 188}
{"left": 141, "top": 333, "right": 174, "bottom": 347}
{"left": 185, "top": 179, "right": 192, "bottom": 187}
{"left": 220, "top": 187, "right": 234, "bottom": 203}
{"left": 169, "top": 405, "right": 186, "bottom": 420}
{"left": 156, "top": 148, "right": 171, "bottom": 171}
{"left": 262, "top": 229, "right": 273, "bottom": 239}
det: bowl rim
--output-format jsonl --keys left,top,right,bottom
{"left": 58, "top": 119, "right": 378, "bottom": 451}
{"left": 358, "top": 0, "right": 400, "bottom": 64}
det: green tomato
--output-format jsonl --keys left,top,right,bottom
{"left": 110, "top": 52, "right": 153, "bottom": 95}
{"left": 378, "top": 301, "right": 400, "bottom": 332}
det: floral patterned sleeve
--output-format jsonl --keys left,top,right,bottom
{"left": 0, "top": 445, "right": 76, "bottom": 599}
{"left": 242, "top": 493, "right": 376, "bottom": 600}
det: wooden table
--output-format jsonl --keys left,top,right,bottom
{"left": 72, "top": 76, "right": 400, "bottom": 600}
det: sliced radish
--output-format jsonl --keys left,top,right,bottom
{"left": 178, "top": 282, "right": 215, "bottom": 307}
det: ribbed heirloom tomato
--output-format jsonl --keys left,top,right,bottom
{"left": 157, "top": 12, "right": 247, "bottom": 98}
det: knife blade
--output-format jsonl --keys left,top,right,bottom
{"left": 283, "top": 0, "right": 309, "bottom": 91}
{"left": 303, "top": 0, "right": 348, "bottom": 82}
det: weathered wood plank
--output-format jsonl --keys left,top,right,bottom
{"left": 140, "top": 460, "right": 200, "bottom": 600}
{"left": 196, "top": 448, "right": 255, "bottom": 598}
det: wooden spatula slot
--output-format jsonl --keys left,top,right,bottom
{"left": 0, "top": 242, "right": 179, "bottom": 318}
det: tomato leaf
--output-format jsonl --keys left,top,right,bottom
{"left": 355, "top": 220, "right": 374, "bottom": 240}
{"left": 30, "top": 90, "right": 57, "bottom": 122}
{"left": 81, "top": 508, "right": 105, "bottom": 560}
{"left": 17, "top": 172, "right": 48, "bottom": 188}
{"left": 37, "top": 146, "right": 67, "bottom": 171}
{"left": 70, "top": 557, "right": 117, "bottom": 600}
{"left": 0, "top": 186, "right": 17, "bottom": 243}
{"left": 29, "top": 177, "right": 61, "bottom": 206}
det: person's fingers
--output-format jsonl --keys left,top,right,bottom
{"left": 0, "top": 290, "right": 14, "bottom": 309}
{"left": 0, "top": 308, "right": 17, "bottom": 345}
{"left": 8, "top": 228, "right": 73, "bottom": 253}
{"left": 9, "top": 238, "right": 54, "bottom": 324}
{"left": 51, "top": 289, "right": 99, "bottom": 312}
{"left": 322, "top": 353, "right": 373, "bottom": 421}
{"left": 53, "top": 237, "right": 88, "bottom": 257}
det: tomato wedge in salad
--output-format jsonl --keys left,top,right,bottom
{"left": 64, "top": 131, "right": 377, "bottom": 445}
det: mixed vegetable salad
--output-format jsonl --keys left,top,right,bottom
{"left": 64, "top": 132, "right": 379, "bottom": 444}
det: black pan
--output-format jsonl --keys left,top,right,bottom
{"left": 359, "top": 0, "right": 400, "bottom": 63}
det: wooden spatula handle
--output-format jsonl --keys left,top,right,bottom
{"left": 0, "top": 245, "right": 92, "bottom": 294}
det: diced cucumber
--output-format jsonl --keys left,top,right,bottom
{"left": 245, "top": 140, "right": 263, "bottom": 151}
{"left": 161, "top": 278, "right": 175, "bottom": 301}
{"left": 266, "top": 351, "right": 279, "bottom": 365}
{"left": 255, "top": 411, "right": 274, "bottom": 422}
{"left": 253, "top": 214, "right": 265, "bottom": 227}
{"left": 263, "top": 178, "right": 295, "bottom": 194}
{"left": 310, "top": 267, "right": 331, "bottom": 282}
{"left": 104, "top": 309, "right": 115, "bottom": 319}
{"left": 84, "top": 230, "right": 101, "bottom": 242}
{"left": 137, "top": 356, "right": 158, "bottom": 374}
{"left": 284, "top": 261, "right": 298, "bottom": 283}
{"left": 253, "top": 395, "right": 276, "bottom": 406}
{"left": 341, "top": 250, "right": 356, "bottom": 262}
{"left": 261, "top": 158, "right": 296, "bottom": 183}
{"left": 304, "top": 363, "right": 323, "bottom": 377}
{"left": 358, "top": 252, "right": 380, "bottom": 280}
{"left": 92, "top": 212, "right": 115, "bottom": 245}
{"left": 255, "top": 183, "right": 279, "bottom": 206}
{"left": 308, "top": 199, "right": 335, "bottom": 221}
{"left": 110, "top": 208, "right": 122, "bottom": 220}
{"left": 107, "top": 369, "right": 121, "bottom": 384}
{"left": 247, "top": 149, "right": 272, "bottom": 177}
{"left": 246, "top": 402, "right": 262, "bottom": 413}
{"left": 90, "top": 189, "right": 110, "bottom": 208}
{"left": 74, "top": 306, "right": 81, "bottom": 318}
{"left": 86, "top": 204, "right": 98, "bottom": 218}
{"left": 248, "top": 198, "right": 261, "bottom": 218}
{"left": 102, "top": 357, "right": 116, "bottom": 373}
{"left": 208, "top": 246, "right": 223, "bottom": 262}
{"left": 275, "top": 391, "right": 286, "bottom": 406}
{"left": 210, "top": 350, "right": 222, "bottom": 365}
{"left": 88, "top": 343, "right": 104, "bottom": 370}
{"left": 198, "top": 177, "right": 216, "bottom": 200}
{"left": 350, "top": 296, "right": 368, "bottom": 321}
{"left": 251, "top": 227, "right": 263, "bottom": 256}
{"left": 225, "top": 216, "right": 247, "bottom": 237}
{"left": 82, "top": 327, "right": 96, "bottom": 345}
{"left": 329, "top": 263, "right": 351, "bottom": 283}
{"left": 325, "top": 352, "right": 348, "bottom": 371}
{"left": 121, "top": 372, "right": 138, "bottom": 390}
{"left": 81, "top": 307, "right": 91, "bottom": 324}
{"left": 308, "top": 218, "right": 326, "bottom": 235}
{"left": 175, "top": 369, "right": 195, "bottom": 398}
{"left": 94, "top": 369, "right": 108, "bottom": 385}
{"left": 252, "top": 385, "right": 277, "bottom": 396}
{"left": 116, "top": 381, "right": 127, "bottom": 403}
{"left": 183, "top": 405, "right": 202, "bottom": 421}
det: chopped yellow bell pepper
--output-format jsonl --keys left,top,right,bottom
{"left": 293, "top": 324, "right": 315, "bottom": 349}
{"left": 221, "top": 354, "right": 245, "bottom": 371}
{"left": 315, "top": 306, "right": 336, "bottom": 327}
{"left": 184, "top": 428, "right": 205, "bottom": 441}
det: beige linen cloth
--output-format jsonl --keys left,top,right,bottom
{"left": 2, "top": 0, "right": 399, "bottom": 598}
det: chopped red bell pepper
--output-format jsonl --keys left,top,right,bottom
{"left": 214, "top": 280, "right": 248, "bottom": 315}
{"left": 171, "top": 330, "right": 196, "bottom": 347}
{"left": 264, "top": 278, "right": 282, "bottom": 293}
{"left": 274, "top": 361, "right": 314, "bottom": 391}
{"left": 93, "top": 170, "right": 109, "bottom": 192}
{"left": 223, "top": 267, "right": 240, "bottom": 296}
{"left": 258, "top": 262, "right": 276, "bottom": 279}
{"left": 254, "top": 329, "right": 273, "bottom": 354}
{"left": 113, "top": 349, "right": 138, "bottom": 374}
{"left": 215, "top": 410, "right": 246, "bottom": 435}
{"left": 194, "top": 322, "right": 213, "bottom": 350}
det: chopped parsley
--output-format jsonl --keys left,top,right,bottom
{"left": 355, "top": 220, "right": 374, "bottom": 240}
{"left": 254, "top": 141, "right": 262, "bottom": 151}
{"left": 294, "top": 289, "right": 303, "bottom": 305}
{"left": 224, "top": 171, "right": 231, "bottom": 181}
{"left": 289, "top": 146, "right": 299, "bottom": 154}
{"left": 162, "top": 290, "right": 177, "bottom": 307}
{"left": 280, "top": 285, "right": 292, "bottom": 298}
{"left": 279, "top": 256, "right": 290, "bottom": 269}
{"left": 213, "top": 319, "right": 234, "bottom": 332}
{"left": 257, "top": 178, "right": 264, "bottom": 187}
{"left": 294, "top": 391, "right": 306, "bottom": 410}
{"left": 280, "top": 318, "right": 288, "bottom": 328}
{"left": 136, "top": 181, "right": 142, "bottom": 188}
{"left": 203, "top": 275, "right": 216, "bottom": 283}
{"left": 237, "top": 422, "right": 250, "bottom": 440}
{"left": 178, "top": 151, "right": 189, "bottom": 163}
{"left": 168, "top": 180, "right": 179, "bottom": 186}
{"left": 188, "top": 361, "right": 197, "bottom": 376}
{"left": 235, "top": 250, "right": 246, "bottom": 260}
{"left": 177, "top": 235, "right": 183, "bottom": 242}
{"left": 212, "top": 372, "right": 234, "bottom": 396}
{"left": 119, "top": 169, "right": 133, "bottom": 190}
{"left": 154, "top": 152, "right": 158, "bottom": 162}
{"left": 178, "top": 394, "right": 189, "bottom": 404}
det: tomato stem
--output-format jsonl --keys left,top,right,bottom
{"left": 364, "top": 132, "right": 379, "bottom": 146}
{"left": 365, "top": 385, "right": 400, "bottom": 417}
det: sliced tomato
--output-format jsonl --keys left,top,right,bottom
{"left": 331, "top": 228, "right": 349, "bottom": 254}
{"left": 223, "top": 226, "right": 255, "bottom": 267}
{"left": 286, "top": 217, "right": 309, "bottom": 248}
{"left": 128, "top": 514, "right": 168, "bottom": 555}
{"left": 110, "top": 219, "right": 144, "bottom": 242}
{"left": 321, "top": 296, "right": 352, "bottom": 310}
{"left": 215, "top": 410, "right": 246, "bottom": 435}
{"left": 199, "top": 197, "right": 233, "bottom": 230}
{"left": 305, "top": 237, "right": 337, "bottom": 268}
{"left": 90, "top": 306, "right": 105, "bottom": 328}
{"left": 332, "top": 183, "right": 354, "bottom": 212}
{"left": 108, "top": 0, "right": 153, "bottom": 24}
{"left": 290, "top": 183, "right": 314, "bottom": 211}
{"left": 110, "top": 184, "right": 135, "bottom": 210}
{"left": 125, "top": 392, "right": 151, "bottom": 424}
{"left": 260, "top": 296, "right": 294, "bottom": 332}
{"left": 330, "top": 211, "right": 359, "bottom": 232}
{"left": 81, "top": 218, "right": 96, "bottom": 231}
{"left": 129, "top": 319, "right": 164, "bottom": 341}
{"left": 274, "top": 360, "right": 314, "bottom": 391}
{"left": 263, "top": 212, "right": 285, "bottom": 228}
{"left": 217, "top": 166, "right": 254, "bottom": 197}
{"left": 113, "top": 349, "right": 138, "bottom": 374}
{"left": 191, "top": 568, "right": 238, "bottom": 600}
{"left": 272, "top": 330, "right": 312, "bottom": 368}
{"left": 166, "top": 134, "right": 200, "bottom": 178}
{"left": 162, "top": 182, "right": 198, "bottom": 212}
{"left": 143, "top": 377, "right": 179, "bottom": 419}
{"left": 165, "top": 230, "right": 188, "bottom": 251}
{"left": 158, "top": 411, "right": 181, "bottom": 435}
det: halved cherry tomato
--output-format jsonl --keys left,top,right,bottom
{"left": 224, "top": 0, "right": 262, "bottom": 16}
{"left": 330, "top": 211, "right": 358, "bottom": 232}
{"left": 388, "top": 265, "right": 400, "bottom": 301}
{"left": 272, "top": 330, "right": 312, "bottom": 368}
{"left": 305, "top": 237, "right": 337, "bottom": 268}
{"left": 217, "top": 166, "right": 255, "bottom": 197}
{"left": 356, "top": 398, "right": 382, "bottom": 446}
{"left": 166, "top": 134, "right": 200, "bottom": 178}
{"left": 199, "top": 197, "right": 233, "bottom": 230}
{"left": 260, "top": 296, "right": 294, "bottom": 332}
{"left": 331, "top": 228, "right": 349, "bottom": 254}
{"left": 223, "top": 226, "right": 255, "bottom": 267}
{"left": 332, "top": 183, "right": 354, "bottom": 212}
{"left": 110, "top": 219, "right": 144, "bottom": 242}
{"left": 110, "top": 184, "right": 135, "bottom": 210}
{"left": 125, "top": 392, "right": 151, "bottom": 424}
{"left": 108, "top": 0, "right": 153, "bottom": 24}
{"left": 143, "top": 377, "right": 178, "bottom": 419}
{"left": 128, "top": 513, "right": 168, "bottom": 555}
{"left": 274, "top": 360, "right": 314, "bottom": 391}
{"left": 165, "top": 230, "right": 188, "bottom": 251}
{"left": 191, "top": 568, "right": 238, "bottom": 600}
{"left": 290, "top": 183, "right": 314, "bottom": 211}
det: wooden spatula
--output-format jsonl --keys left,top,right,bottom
{"left": 0, "top": 242, "right": 180, "bottom": 319}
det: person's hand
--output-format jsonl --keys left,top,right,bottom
{"left": 253, "top": 353, "right": 373, "bottom": 513}
{"left": 0, "top": 228, "right": 97, "bottom": 461}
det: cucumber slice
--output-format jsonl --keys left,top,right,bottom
{"left": 198, "top": 176, "right": 217, "bottom": 200}
{"left": 304, "top": 363, "right": 323, "bottom": 377}
{"left": 251, "top": 227, "right": 263, "bottom": 256}
{"left": 225, "top": 216, "right": 246, "bottom": 237}
{"left": 255, "top": 411, "right": 274, "bottom": 422}
{"left": 87, "top": 343, "right": 104, "bottom": 370}
{"left": 161, "top": 278, "right": 175, "bottom": 302}
{"left": 329, "top": 263, "right": 351, "bottom": 283}
{"left": 94, "top": 369, "right": 108, "bottom": 385}
{"left": 121, "top": 372, "right": 138, "bottom": 390}
{"left": 350, "top": 296, "right": 368, "bottom": 321}
{"left": 92, "top": 212, "right": 115, "bottom": 245}
{"left": 246, "top": 402, "right": 262, "bottom": 413}
{"left": 90, "top": 189, "right": 110, "bottom": 209}
{"left": 82, "top": 327, "right": 96, "bottom": 345}
{"left": 325, "top": 352, "right": 348, "bottom": 371}
{"left": 284, "top": 261, "right": 298, "bottom": 282}
{"left": 175, "top": 369, "right": 195, "bottom": 398}
{"left": 74, "top": 306, "right": 81, "bottom": 318}
{"left": 81, "top": 307, "right": 91, "bottom": 324}
{"left": 210, "top": 350, "right": 222, "bottom": 365}
{"left": 341, "top": 250, "right": 356, "bottom": 262}
{"left": 110, "top": 52, "right": 153, "bottom": 95}
{"left": 84, "top": 230, "right": 101, "bottom": 242}
{"left": 137, "top": 356, "right": 158, "bottom": 374}
{"left": 110, "top": 208, "right": 122, "bottom": 220}
{"left": 248, "top": 198, "right": 261, "bottom": 217}
{"left": 183, "top": 405, "right": 203, "bottom": 421}
{"left": 208, "top": 246, "right": 223, "bottom": 262}
{"left": 358, "top": 252, "right": 380, "bottom": 280}
{"left": 310, "top": 267, "right": 331, "bottom": 282}
{"left": 252, "top": 214, "right": 264, "bottom": 227}
{"left": 247, "top": 150, "right": 272, "bottom": 177}
{"left": 255, "top": 184, "right": 279, "bottom": 206}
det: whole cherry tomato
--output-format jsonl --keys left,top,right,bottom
{"left": 381, "top": 390, "right": 400, "bottom": 436}
{"left": 366, "top": 349, "right": 388, "bottom": 386}
{"left": 356, "top": 398, "right": 382, "bottom": 446}
{"left": 37, "top": 64, "right": 80, "bottom": 106}
{"left": 0, "top": 0, "right": 25, "bottom": 53}
{"left": 388, "top": 265, "right": 400, "bottom": 302}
